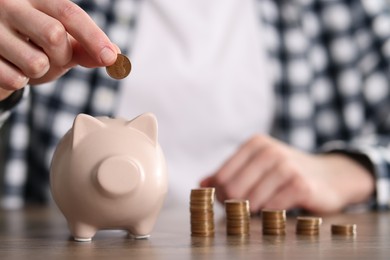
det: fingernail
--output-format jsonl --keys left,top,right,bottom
{"left": 18, "top": 75, "right": 29, "bottom": 86}
{"left": 100, "top": 47, "right": 116, "bottom": 65}
{"left": 113, "top": 44, "right": 121, "bottom": 53}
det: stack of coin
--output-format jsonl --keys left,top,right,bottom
{"left": 225, "top": 199, "right": 250, "bottom": 236}
{"left": 190, "top": 188, "right": 215, "bottom": 237}
{"left": 296, "top": 216, "right": 322, "bottom": 235}
{"left": 331, "top": 224, "right": 357, "bottom": 236}
{"left": 261, "top": 209, "right": 286, "bottom": 235}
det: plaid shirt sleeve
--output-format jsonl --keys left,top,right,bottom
{"left": 0, "top": 87, "right": 29, "bottom": 128}
{"left": 319, "top": 0, "right": 390, "bottom": 210}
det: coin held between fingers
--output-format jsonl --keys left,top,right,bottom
{"left": 106, "top": 54, "right": 132, "bottom": 80}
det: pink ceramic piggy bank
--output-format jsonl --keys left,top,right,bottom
{"left": 50, "top": 113, "right": 168, "bottom": 242}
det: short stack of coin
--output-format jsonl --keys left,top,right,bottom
{"left": 296, "top": 216, "right": 322, "bottom": 235}
{"left": 225, "top": 200, "right": 250, "bottom": 236}
{"left": 190, "top": 188, "right": 215, "bottom": 237}
{"left": 262, "top": 209, "right": 286, "bottom": 235}
{"left": 331, "top": 224, "right": 357, "bottom": 236}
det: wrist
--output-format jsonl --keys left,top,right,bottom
{"left": 0, "top": 88, "right": 25, "bottom": 113}
{"left": 320, "top": 154, "right": 375, "bottom": 206}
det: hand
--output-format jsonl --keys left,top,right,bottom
{"left": 0, "top": 0, "right": 118, "bottom": 92}
{"left": 200, "top": 134, "right": 375, "bottom": 214}
{"left": 0, "top": 88, "right": 15, "bottom": 101}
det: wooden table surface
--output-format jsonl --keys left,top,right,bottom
{"left": 0, "top": 205, "right": 389, "bottom": 260}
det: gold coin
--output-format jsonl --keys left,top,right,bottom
{"left": 296, "top": 226, "right": 320, "bottom": 231}
{"left": 226, "top": 208, "right": 250, "bottom": 214}
{"left": 263, "top": 223, "right": 286, "bottom": 229}
{"left": 225, "top": 199, "right": 249, "bottom": 205}
{"left": 189, "top": 188, "right": 216, "bottom": 237}
{"left": 262, "top": 218, "right": 286, "bottom": 224}
{"left": 227, "top": 229, "right": 250, "bottom": 236}
{"left": 191, "top": 198, "right": 214, "bottom": 203}
{"left": 261, "top": 209, "right": 286, "bottom": 235}
{"left": 190, "top": 205, "right": 214, "bottom": 211}
{"left": 296, "top": 216, "right": 323, "bottom": 225}
{"left": 190, "top": 214, "right": 213, "bottom": 219}
{"left": 331, "top": 224, "right": 357, "bottom": 235}
{"left": 191, "top": 218, "right": 215, "bottom": 224}
{"left": 191, "top": 223, "right": 214, "bottom": 228}
{"left": 296, "top": 229, "right": 320, "bottom": 236}
{"left": 191, "top": 188, "right": 215, "bottom": 194}
{"left": 262, "top": 209, "right": 286, "bottom": 221}
{"left": 191, "top": 227, "right": 215, "bottom": 232}
{"left": 191, "top": 232, "right": 215, "bottom": 237}
{"left": 262, "top": 228, "right": 286, "bottom": 235}
{"left": 226, "top": 220, "right": 250, "bottom": 227}
{"left": 225, "top": 200, "right": 250, "bottom": 215}
{"left": 106, "top": 54, "right": 132, "bottom": 79}
{"left": 190, "top": 210, "right": 214, "bottom": 215}
{"left": 226, "top": 216, "right": 251, "bottom": 221}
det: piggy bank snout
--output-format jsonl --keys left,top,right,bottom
{"left": 95, "top": 156, "right": 142, "bottom": 197}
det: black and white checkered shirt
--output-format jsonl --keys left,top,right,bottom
{"left": 2, "top": 0, "right": 390, "bottom": 210}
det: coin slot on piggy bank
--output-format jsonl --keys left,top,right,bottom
{"left": 50, "top": 113, "right": 168, "bottom": 242}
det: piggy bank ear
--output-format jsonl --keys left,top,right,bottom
{"left": 72, "top": 114, "right": 105, "bottom": 148}
{"left": 126, "top": 113, "right": 158, "bottom": 146}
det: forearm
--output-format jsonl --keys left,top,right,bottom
{"left": 320, "top": 138, "right": 390, "bottom": 210}
{"left": 318, "top": 154, "right": 375, "bottom": 207}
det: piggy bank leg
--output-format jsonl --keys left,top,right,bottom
{"left": 69, "top": 222, "right": 97, "bottom": 242}
{"left": 127, "top": 220, "right": 156, "bottom": 239}
{"left": 128, "top": 199, "right": 165, "bottom": 239}
{"left": 128, "top": 206, "right": 164, "bottom": 239}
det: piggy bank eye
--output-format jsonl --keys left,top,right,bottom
{"left": 96, "top": 156, "right": 141, "bottom": 197}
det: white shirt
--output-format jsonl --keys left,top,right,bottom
{"left": 116, "top": 0, "right": 274, "bottom": 207}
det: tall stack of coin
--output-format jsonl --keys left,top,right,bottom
{"left": 331, "top": 224, "right": 357, "bottom": 236}
{"left": 224, "top": 199, "right": 250, "bottom": 236}
{"left": 296, "top": 216, "right": 322, "bottom": 235}
{"left": 190, "top": 188, "right": 215, "bottom": 237}
{"left": 261, "top": 209, "right": 286, "bottom": 235}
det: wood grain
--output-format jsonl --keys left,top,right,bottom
{"left": 0, "top": 206, "right": 388, "bottom": 259}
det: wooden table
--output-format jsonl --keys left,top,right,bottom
{"left": 0, "top": 206, "right": 389, "bottom": 259}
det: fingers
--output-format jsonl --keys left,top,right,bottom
{"left": 0, "top": 22, "right": 49, "bottom": 80}
{"left": 210, "top": 135, "right": 289, "bottom": 209}
{"left": 9, "top": 2, "right": 72, "bottom": 67}
{"left": 0, "top": 56, "right": 29, "bottom": 91}
{"left": 31, "top": 0, "right": 117, "bottom": 65}
{"left": 247, "top": 162, "right": 295, "bottom": 212}
{"left": 207, "top": 134, "right": 316, "bottom": 213}
{"left": 263, "top": 175, "right": 311, "bottom": 210}
{"left": 210, "top": 135, "right": 270, "bottom": 203}
{"left": 220, "top": 146, "right": 280, "bottom": 202}
{"left": 204, "top": 135, "right": 347, "bottom": 213}
{"left": 0, "top": 0, "right": 118, "bottom": 88}
{"left": 213, "top": 135, "right": 270, "bottom": 185}
{"left": 65, "top": 36, "right": 108, "bottom": 68}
